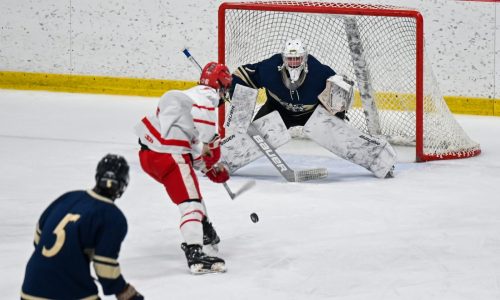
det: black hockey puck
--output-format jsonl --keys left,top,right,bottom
{"left": 250, "top": 213, "right": 259, "bottom": 223}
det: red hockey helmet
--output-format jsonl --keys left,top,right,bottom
{"left": 199, "top": 62, "right": 232, "bottom": 90}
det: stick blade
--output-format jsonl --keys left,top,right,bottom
{"left": 222, "top": 182, "right": 236, "bottom": 200}
{"left": 295, "top": 168, "right": 328, "bottom": 182}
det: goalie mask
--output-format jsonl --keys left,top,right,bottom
{"left": 95, "top": 154, "right": 129, "bottom": 200}
{"left": 200, "top": 62, "right": 233, "bottom": 103}
{"left": 280, "top": 39, "right": 308, "bottom": 90}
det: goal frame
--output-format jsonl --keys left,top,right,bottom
{"left": 217, "top": 1, "right": 480, "bottom": 162}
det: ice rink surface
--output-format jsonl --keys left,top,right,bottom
{"left": 1, "top": 89, "right": 500, "bottom": 299}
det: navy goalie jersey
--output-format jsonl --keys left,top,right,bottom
{"left": 231, "top": 53, "right": 336, "bottom": 126}
{"left": 21, "top": 190, "right": 128, "bottom": 300}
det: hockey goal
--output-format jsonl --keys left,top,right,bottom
{"left": 218, "top": 1, "right": 480, "bottom": 162}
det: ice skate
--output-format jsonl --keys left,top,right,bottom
{"left": 202, "top": 218, "right": 220, "bottom": 253}
{"left": 181, "top": 243, "right": 226, "bottom": 274}
{"left": 203, "top": 218, "right": 220, "bottom": 245}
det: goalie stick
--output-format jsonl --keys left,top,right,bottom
{"left": 181, "top": 48, "right": 328, "bottom": 182}
{"left": 246, "top": 123, "right": 327, "bottom": 182}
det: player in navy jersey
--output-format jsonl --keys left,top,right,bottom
{"left": 21, "top": 154, "right": 143, "bottom": 300}
{"left": 231, "top": 38, "right": 345, "bottom": 127}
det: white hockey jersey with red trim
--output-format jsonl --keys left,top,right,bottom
{"left": 134, "top": 85, "right": 219, "bottom": 158}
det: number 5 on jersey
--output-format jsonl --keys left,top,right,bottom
{"left": 42, "top": 214, "right": 81, "bottom": 257}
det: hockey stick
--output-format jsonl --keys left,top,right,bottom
{"left": 182, "top": 47, "right": 257, "bottom": 196}
{"left": 222, "top": 180, "right": 256, "bottom": 200}
{"left": 181, "top": 48, "right": 327, "bottom": 182}
{"left": 182, "top": 48, "right": 203, "bottom": 71}
{"left": 246, "top": 123, "right": 327, "bottom": 182}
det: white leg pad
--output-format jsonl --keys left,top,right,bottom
{"left": 304, "top": 106, "right": 397, "bottom": 178}
{"left": 224, "top": 84, "right": 258, "bottom": 136}
{"left": 178, "top": 201, "right": 206, "bottom": 245}
{"left": 221, "top": 110, "right": 291, "bottom": 173}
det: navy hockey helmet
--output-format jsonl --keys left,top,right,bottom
{"left": 95, "top": 154, "right": 129, "bottom": 200}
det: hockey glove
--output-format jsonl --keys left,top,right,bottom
{"left": 201, "top": 135, "right": 221, "bottom": 169}
{"left": 318, "top": 74, "right": 354, "bottom": 116}
{"left": 204, "top": 164, "right": 230, "bottom": 183}
{"left": 116, "top": 283, "right": 144, "bottom": 300}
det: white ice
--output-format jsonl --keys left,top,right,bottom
{"left": 1, "top": 89, "right": 500, "bottom": 300}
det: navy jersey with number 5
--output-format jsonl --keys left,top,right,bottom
{"left": 21, "top": 190, "right": 129, "bottom": 300}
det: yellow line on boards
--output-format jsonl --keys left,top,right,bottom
{"left": 0, "top": 71, "right": 499, "bottom": 116}
{"left": 0, "top": 71, "right": 196, "bottom": 97}
{"left": 444, "top": 96, "right": 499, "bottom": 116}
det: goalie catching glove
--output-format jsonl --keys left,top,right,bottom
{"left": 318, "top": 74, "right": 354, "bottom": 116}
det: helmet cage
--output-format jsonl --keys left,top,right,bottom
{"left": 282, "top": 39, "right": 308, "bottom": 83}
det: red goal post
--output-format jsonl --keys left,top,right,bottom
{"left": 217, "top": 1, "right": 481, "bottom": 162}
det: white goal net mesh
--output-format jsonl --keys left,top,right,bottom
{"left": 220, "top": 0, "right": 480, "bottom": 161}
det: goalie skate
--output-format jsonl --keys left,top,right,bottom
{"left": 181, "top": 243, "right": 226, "bottom": 274}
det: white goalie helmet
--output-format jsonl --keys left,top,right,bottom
{"left": 281, "top": 38, "right": 308, "bottom": 83}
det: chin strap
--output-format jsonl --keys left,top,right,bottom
{"left": 280, "top": 66, "right": 307, "bottom": 92}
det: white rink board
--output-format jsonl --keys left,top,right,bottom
{"left": 0, "top": 0, "right": 498, "bottom": 99}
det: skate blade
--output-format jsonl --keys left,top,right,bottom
{"left": 190, "top": 262, "right": 226, "bottom": 274}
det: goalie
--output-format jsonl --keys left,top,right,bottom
{"left": 221, "top": 38, "right": 396, "bottom": 179}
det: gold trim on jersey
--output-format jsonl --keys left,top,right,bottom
{"left": 34, "top": 223, "right": 41, "bottom": 245}
{"left": 234, "top": 67, "right": 258, "bottom": 89}
{"left": 86, "top": 190, "right": 114, "bottom": 204}
{"left": 93, "top": 262, "right": 121, "bottom": 279}
{"left": 267, "top": 90, "right": 316, "bottom": 114}
{"left": 21, "top": 292, "right": 51, "bottom": 300}
{"left": 93, "top": 255, "right": 121, "bottom": 279}
{"left": 93, "top": 255, "right": 118, "bottom": 264}
{"left": 21, "top": 291, "right": 99, "bottom": 300}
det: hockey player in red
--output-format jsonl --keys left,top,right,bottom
{"left": 135, "top": 62, "right": 232, "bottom": 274}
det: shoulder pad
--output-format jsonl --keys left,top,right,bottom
{"left": 185, "top": 85, "right": 219, "bottom": 107}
